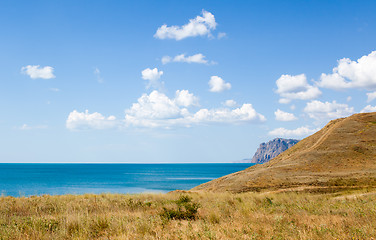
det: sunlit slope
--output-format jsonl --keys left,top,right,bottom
{"left": 193, "top": 112, "right": 376, "bottom": 192}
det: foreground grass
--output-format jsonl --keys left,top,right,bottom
{"left": 1, "top": 189, "right": 376, "bottom": 239}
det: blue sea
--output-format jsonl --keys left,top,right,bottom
{"left": 0, "top": 163, "right": 254, "bottom": 197}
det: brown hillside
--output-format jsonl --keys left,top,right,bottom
{"left": 193, "top": 112, "right": 376, "bottom": 193}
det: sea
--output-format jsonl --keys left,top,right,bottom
{"left": 0, "top": 163, "right": 254, "bottom": 197}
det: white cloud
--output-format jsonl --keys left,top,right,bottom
{"left": 304, "top": 100, "right": 354, "bottom": 123}
{"left": 20, "top": 124, "right": 31, "bottom": 130}
{"left": 19, "top": 124, "right": 48, "bottom": 130}
{"left": 274, "top": 109, "right": 297, "bottom": 121}
{"left": 190, "top": 104, "right": 266, "bottom": 124}
{"left": 268, "top": 126, "right": 319, "bottom": 138}
{"left": 174, "top": 90, "right": 199, "bottom": 107}
{"left": 360, "top": 105, "right": 376, "bottom": 113}
{"left": 223, "top": 99, "right": 237, "bottom": 107}
{"left": 21, "top": 65, "right": 55, "bottom": 79}
{"left": 49, "top": 88, "right": 60, "bottom": 92}
{"left": 69, "top": 90, "right": 263, "bottom": 129}
{"left": 367, "top": 91, "right": 376, "bottom": 103}
{"left": 154, "top": 10, "right": 217, "bottom": 40}
{"left": 318, "top": 73, "right": 349, "bottom": 90}
{"left": 162, "top": 53, "right": 210, "bottom": 64}
{"left": 217, "top": 32, "right": 227, "bottom": 39}
{"left": 209, "top": 76, "right": 231, "bottom": 92}
{"left": 66, "top": 110, "right": 117, "bottom": 130}
{"left": 123, "top": 90, "right": 200, "bottom": 125}
{"left": 173, "top": 53, "right": 208, "bottom": 64}
{"left": 124, "top": 91, "right": 264, "bottom": 128}
{"left": 141, "top": 68, "right": 163, "bottom": 81}
{"left": 276, "top": 74, "right": 321, "bottom": 104}
{"left": 347, "top": 96, "right": 352, "bottom": 102}
{"left": 94, "top": 67, "right": 103, "bottom": 83}
{"left": 141, "top": 68, "right": 164, "bottom": 90}
{"left": 126, "top": 91, "right": 184, "bottom": 120}
{"left": 161, "top": 56, "right": 172, "bottom": 65}
{"left": 67, "top": 90, "right": 266, "bottom": 130}
{"left": 318, "top": 51, "right": 376, "bottom": 90}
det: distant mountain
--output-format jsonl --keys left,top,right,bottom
{"left": 248, "top": 138, "right": 299, "bottom": 164}
{"left": 193, "top": 112, "right": 376, "bottom": 192}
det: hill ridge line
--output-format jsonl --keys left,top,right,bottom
{"left": 268, "top": 117, "right": 344, "bottom": 168}
{"left": 192, "top": 112, "right": 376, "bottom": 192}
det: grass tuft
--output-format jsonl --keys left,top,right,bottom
{"left": 160, "top": 195, "right": 200, "bottom": 220}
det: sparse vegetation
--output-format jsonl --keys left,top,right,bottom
{"left": 193, "top": 112, "right": 376, "bottom": 193}
{"left": 160, "top": 195, "right": 200, "bottom": 220}
{"left": 1, "top": 189, "right": 376, "bottom": 239}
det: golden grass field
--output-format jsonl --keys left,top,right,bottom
{"left": 1, "top": 188, "right": 376, "bottom": 239}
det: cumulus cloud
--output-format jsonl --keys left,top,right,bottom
{"left": 275, "top": 74, "right": 321, "bottom": 104}
{"left": 274, "top": 109, "right": 297, "bottom": 121}
{"left": 268, "top": 126, "right": 319, "bottom": 138}
{"left": 124, "top": 91, "right": 265, "bottom": 128}
{"left": 126, "top": 91, "right": 186, "bottom": 120}
{"left": 318, "top": 51, "right": 376, "bottom": 90}
{"left": 190, "top": 104, "right": 266, "bottom": 124}
{"left": 21, "top": 65, "right": 55, "bottom": 79}
{"left": 209, "top": 76, "right": 231, "bottom": 92}
{"left": 174, "top": 90, "right": 199, "bottom": 107}
{"left": 304, "top": 100, "right": 354, "bottom": 123}
{"left": 154, "top": 10, "right": 217, "bottom": 40}
{"left": 67, "top": 91, "right": 265, "bottom": 130}
{"left": 141, "top": 68, "right": 164, "bottom": 90}
{"left": 367, "top": 91, "right": 376, "bottom": 103}
{"left": 124, "top": 94, "right": 187, "bottom": 128}
{"left": 223, "top": 99, "right": 237, "bottom": 107}
{"left": 66, "top": 110, "right": 117, "bottom": 130}
{"left": 360, "top": 105, "right": 376, "bottom": 113}
{"left": 161, "top": 53, "right": 211, "bottom": 64}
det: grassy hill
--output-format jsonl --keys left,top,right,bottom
{"left": 193, "top": 112, "right": 376, "bottom": 193}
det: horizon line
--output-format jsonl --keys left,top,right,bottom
{"left": 0, "top": 162, "right": 252, "bottom": 164}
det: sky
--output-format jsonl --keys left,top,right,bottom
{"left": 1, "top": 0, "right": 376, "bottom": 163}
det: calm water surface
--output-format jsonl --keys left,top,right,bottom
{"left": 0, "top": 163, "right": 254, "bottom": 197}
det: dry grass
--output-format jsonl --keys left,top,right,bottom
{"left": 1, "top": 189, "right": 376, "bottom": 239}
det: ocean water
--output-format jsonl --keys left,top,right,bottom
{"left": 0, "top": 163, "right": 254, "bottom": 197}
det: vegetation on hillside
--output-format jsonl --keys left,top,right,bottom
{"left": 193, "top": 112, "right": 376, "bottom": 192}
{"left": 1, "top": 189, "right": 376, "bottom": 239}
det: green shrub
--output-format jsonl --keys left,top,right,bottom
{"left": 160, "top": 195, "right": 200, "bottom": 220}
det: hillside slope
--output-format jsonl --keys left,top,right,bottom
{"left": 193, "top": 112, "right": 376, "bottom": 192}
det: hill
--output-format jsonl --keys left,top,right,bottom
{"left": 248, "top": 138, "right": 299, "bottom": 164}
{"left": 192, "top": 112, "right": 376, "bottom": 192}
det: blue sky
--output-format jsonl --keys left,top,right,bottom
{"left": 1, "top": 0, "right": 376, "bottom": 163}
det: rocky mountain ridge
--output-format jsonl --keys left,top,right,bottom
{"left": 249, "top": 138, "right": 299, "bottom": 164}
